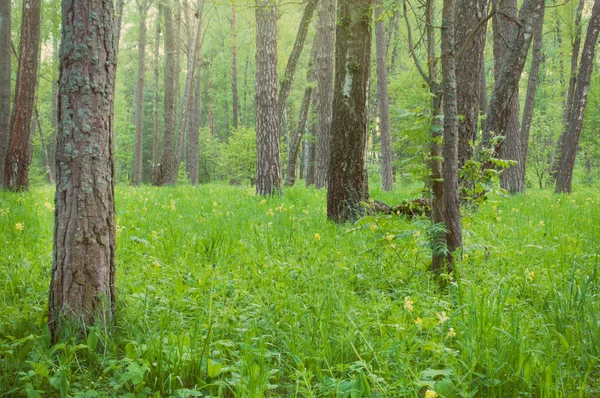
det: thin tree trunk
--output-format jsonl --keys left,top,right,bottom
{"left": 189, "top": 53, "right": 202, "bottom": 185}
{"left": 34, "top": 106, "right": 54, "bottom": 184}
{"left": 327, "top": 0, "right": 373, "bottom": 223}
{"left": 243, "top": 52, "right": 249, "bottom": 127}
{"left": 441, "top": 0, "right": 462, "bottom": 267}
{"left": 456, "top": 0, "right": 490, "bottom": 170}
{"left": 50, "top": 0, "right": 116, "bottom": 343}
{"left": 50, "top": 36, "right": 59, "bottom": 184}
{"left": 152, "top": 6, "right": 162, "bottom": 184}
{"left": 286, "top": 87, "right": 312, "bottom": 187}
{"left": 314, "top": 0, "right": 336, "bottom": 189}
{"left": 0, "top": 1, "right": 10, "bottom": 188}
{"left": 114, "top": 0, "right": 126, "bottom": 60}
{"left": 4, "top": 0, "right": 41, "bottom": 191}
{"left": 555, "top": 0, "right": 600, "bottom": 194}
{"left": 375, "top": 0, "right": 394, "bottom": 191}
{"left": 134, "top": 0, "right": 150, "bottom": 185}
{"left": 255, "top": 0, "right": 281, "bottom": 196}
{"left": 519, "top": 3, "right": 545, "bottom": 188}
{"left": 277, "top": 0, "right": 317, "bottom": 126}
{"left": 231, "top": 1, "right": 239, "bottom": 130}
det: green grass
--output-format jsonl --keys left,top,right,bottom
{"left": 0, "top": 182, "right": 599, "bottom": 397}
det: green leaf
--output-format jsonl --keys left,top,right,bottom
{"left": 207, "top": 359, "right": 223, "bottom": 378}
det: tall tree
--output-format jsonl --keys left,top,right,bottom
{"left": 327, "top": 0, "right": 374, "bottom": 223}
{"left": 555, "top": 0, "right": 600, "bottom": 194}
{"left": 455, "top": 0, "right": 490, "bottom": 170}
{"left": 152, "top": 6, "right": 162, "bottom": 184}
{"left": 189, "top": 60, "right": 202, "bottom": 185}
{"left": 375, "top": 0, "right": 394, "bottom": 191}
{"left": 277, "top": 0, "right": 316, "bottom": 125}
{"left": 0, "top": 1, "right": 10, "bottom": 188}
{"left": 441, "top": 0, "right": 462, "bottom": 266}
{"left": 519, "top": 3, "right": 545, "bottom": 187}
{"left": 133, "top": 0, "right": 153, "bottom": 185}
{"left": 4, "top": 0, "right": 41, "bottom": 191}
{"left": 255, "top": 0, "right": 281, "bottom": 196}
{"left": 314, "top": 0, "right": 336, "bottom": 189}
{"left": 50, "top": 0, "right": 116, "bottom": 342}
{"left": 231, "top": 1, "right": 239, "bottom": 130}
{"left": 154, "top": 0, "right": 178, "bottom": 185}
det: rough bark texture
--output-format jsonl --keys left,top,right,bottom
{"left": 0, "top": 1, "right": 10, "bottom": 188}
{"left": 152, "top": 7, "right": 162, "bottom": 184}
{"left": 314, "top": 0, "right": 336, "bottom": 189}
{"left": 277, "top": 0, "right": 316, "bottom": 126}
{"left": 231, "top": 2, "right": 239, "bottom": 130}
{"left": 441, "top": 0, "right": 462, "bottom": 266}
{"left": 375, "top": 0, "right": 393, "bottom": 191}
{"left": 483, "top": 0, "right": 544, "bottom": 176}
{"left": 555, "top": 0, "right": 600, "bottom": 194}
{"left": 255, "top": 0, "right": 281, "bottom": 196}
{"left": 327, "top": 0, "right": 373, "bottom": 224}
{"left": 455, "top": 0, "right": 489, "bottom": 170}
{"left": 285, "top": 87, "right": 312, "bottom": 187}
{"left": 4, "top": 0, "right": 41, "bottom": 191}
{"left": 133, "top": 0, "right": 150, "bottom": 185}
{"left": 154, "top": 0, "right": 178, "bottom": 185}
{"left": 50, "top": 0, "right": 116, "bottom": 342}
{"left": 519, "top": 3, "right": 545, "bottom": 187}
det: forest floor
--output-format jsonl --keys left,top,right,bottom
{"left": 0, "top": 182, "right": 599, "bottom": 397}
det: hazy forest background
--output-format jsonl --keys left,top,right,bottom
{"left": 1, "top": 0, "right": 600, "bottom": 396}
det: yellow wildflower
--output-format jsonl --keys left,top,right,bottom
{"left": 44, "top": 202, "right": 54, "bottom": 211}
{"left": 404, "top": 296, "right": 414, "bottom": 312}
{"left": 414, "top": 317, "right": 422, "bottom": 326}
{"left": 169, "top": 199, "right": 176, "bottom": 211}
{"left": 314, "top": 233, "right": 321, "bottom": 241}
{"left": 526, "top": 269, "right": 535, "bottom": 281}
{"left": 436, "top": 311, "right": 449, "bottom": 324}
{"left": 213, "top": 201, "right": 218, "bottom": 207}
{"left": 267, "top": 209, "right": 275, "bottom": 217}
{"left": 425, "top": 390, "right": 438, "bottom": 398}
{"left": 151, "top": 230, "right": 159, "bottom": 239}
{"left": 539, "top": 220, "right": 545, "bottom": 227}
{"left": 446, "top": 327, "right": 456, "bottom": 338}
{"left": 15, "top": 222, "right": 24, "bottom": 231}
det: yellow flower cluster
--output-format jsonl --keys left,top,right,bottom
{"left": 404, "top": 296, "right": 414, "bottom": 312}
{"left": 15, "top": 222, "right": 24, "bottom": 231}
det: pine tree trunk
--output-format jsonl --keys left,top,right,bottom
{"left": 255, "top": 0, "right": 282, "bottom": 196}
{"left": 50, "top": 37, "right": 59, "bottom": 185}
{"left": 441, "top": 0, "right": 462, "bottom": 266}
{"left": 314, "top": 0, "right": 336, "bottom": 189}
{"left": 375, "top": 0, "right": 394, "bottom": 191}
{"left": 278, "top": 0, "right": 316, "bottom": 126}
{"left": 4, "top": 0, "right": 41, "bottom": 191}
{"left": 519, "top": 4, "right": 545, "bottom": 188}
{"left": 155, "top": 0, "right": 178, "bottom": 185}
{"left": 34, "top": 106, "right": 54, "bottom": 184}
{"left": 152, "top": 7, "right": 162, "bottom": 184}
{"left": 285, "top": 87, "right": 312, "bottom": 187}
{"left": 114, "top": 0, "right": 126, "bottom": 60}
{"left": 0, "top": 1, "right": 10, "bottom": 188}
{"left": 50, "top": 0, "right": 116, "bottom": 343}
{"left": 134, "top": 0, "right": 149, "bottom": 185}
{"left": 189, "top": 59, "right": 202, "bottom": 185}
{"left": 327, "top": 0, "right": 373, "bottom": 223}
{"left": 231, "top": 2, "right": 239, "bottom": 130}
{"left": 555, "top": 0, "right": 600, "bottom": 194}
{"left": 455, "top": 0, "right": 490, "bottom": 170}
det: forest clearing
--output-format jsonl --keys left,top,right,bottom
{"left": 2, "top": 0, "right": 600, "bottom": 396}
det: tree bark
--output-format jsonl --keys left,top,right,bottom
{"left": 231, "top": 1, "right": 239, "bottom": 130}
{"left": 286, "top": 87, "right": 312, "bottom": 187}
{"left": 155, "top": 0, "right": 178, "bottom": 185}
{"left": 277, "top": 0, "right": 317, "bottom": 127}
{"left": 50, "top": 36, "right": 60, "bottom": 184}
{"left": 34, "top": 106, "right": 55, "bottom": 184}
{"left": 0, "top": 1, "right": 10, "bottom": 188}
{"left": 4, "top": 0, "right": 41, "bottom": 191}
{"left": 314, "top": 0, "right": 336, "bottom": 189}
{"left": 255, "top": 0, "right": 282, "bottom": 196}
{"left": 152, "top": 6, "right": 162, "bottom": 184}
{"left": 114, "top": 0, "right": 126, "bottom": 60}
{"left": 455, "top": 0, "right": 490, "bottom": 170}
{"left": 375, "top": 0, "right": 394, "bottom": 191}
{"left": 327, "top": 0, "right": 373, "bottom": 223}
{"left": 555, "top": 0, "right": 600, "bottom": 194}
{"left": 134, "top": 0, "right": 150, "bottom": 185}
{"left": 50, "top": 0, "right": 116, "bottom": 343}
{"left": 189, "top": 57, "right": 202, "bottom": 185}
{"left": 441, "top": 0, "right": 462, "bottom": 266}
{"left": 519, "top": 3, "right": 545, "bottom": 188}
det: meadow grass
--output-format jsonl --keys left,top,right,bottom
{"left": 0, "top": 182, "right": 598, "bottom": 397}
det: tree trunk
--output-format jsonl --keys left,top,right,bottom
{"left": 285, "top": 87, "right": 312, "bottom": 187}
{"left": 555, "top": 0, "right": 600, "bottom": 194}
{"left": 278, "top": 0, "right": 317, "bottom": 126}
{"left": 441, "top": 0, "right": 462, "bottom": 266}
{"left": 255, "top": 0, "right": 281, "bottom": 196}
{"left": 4, "top": 0, "right": 41, "bottom": 191}
{"left": 50, "top": 0, "right": 116, "bottom": 343}
{"left": 455, "top": 0, "right": 490, "bottom": 170}
{"left": 152, "top": 6, "right": 162, "bottom": 184}
{"left": 134, "top": 0, "right": 150, "bottom": 185}
{"left": 314, "top": 0, "right": 336, "bottom": 189}
{"left": 114, "top": 0, "right": 126, "bottom": 60}
{"left": 231, "top": 1, "right": 239, "bottom": 130}
{"left": 34, "top": 106, "right": 54, "bottom": 184}
{"left": 519, "top": 3, "right": 545, "bottom": 188}
{"left": 0, "top": 1, "right": 10, "bottom": 188}
{"left": 50, "top": 36, "right": 59, "bottom": 184}
{"left": 327, "top": 0, "right": 373, "bottom": 223}
{"left": 483, "top": 0, "right": 544, "bottom": 174}
{"left": 155, "top": 0, "right": 178, "bottom": 185}
{"left": 375, "top": 0, "right": 394, "bottom": 191}
{"left": 189, "top": 57, "right": 202, "bottom": 185}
